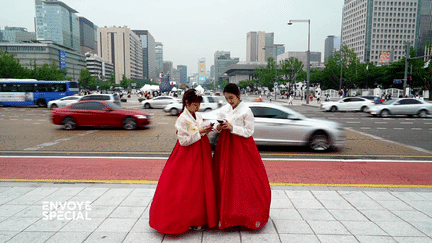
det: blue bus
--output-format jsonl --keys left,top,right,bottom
{"left": 0, "top": 79, "right": 79, "bottom": 107}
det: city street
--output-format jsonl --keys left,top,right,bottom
{"left": 0, "top": 95, "right": 431, "bottom": 160}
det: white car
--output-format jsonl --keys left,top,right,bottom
{"left": 202, "top": 102, "right": 345, "bottom": 151}
{"left": 163, "top": 96, "right": 225, "bottom": 116}
{"left": 320, "top": 97, "right": 374, "bottom": 112}
{"left": 47, "top": 95, "right": 82, "bottom": 109}
{"left": 142, "top": 96, "right": 179, "bottom": 109}
{"left": 368, "top": 98, "right": 432, "bottom": 118}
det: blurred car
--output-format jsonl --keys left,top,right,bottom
{"left": 80, "top": 94, "right": 121, "bottom": 106}
{"left": 202, "top": 102, "right": 345, "bottom": 151}
{"left": 47, "top": 95, "right": 82, "bottom": 109}
{"left": 368, "top": 98, "right": 432, "bottom": 118}
{"left": 163, "top": 96, "right": 224, "bottom": 116}
{"left": 142, "top": 96, "right": 179, "bottom": 109}
{"left": 50, "top": 100, "right": 150, "bottom": 130}
{"left": 361, "top": 96, "right": 385, "bottom": 104}
{"left": 320, "top": 97, "right": 375, "bottom": 112}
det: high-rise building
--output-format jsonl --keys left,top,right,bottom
{"left": 417, "top": 0, "right": 432, "bottom": 56}
{"left": 342, "top": 0, "right": 424, "bottom": 64}
{"left": 177, "top": 65, "right": 187, "bottom": 84}
{"left": 79, "top": 17, "right": 98, "bottom": 56}
{"left": 155, "top": 42, "right": 163, "bottom": 77}
{"left": 35, "top": 0, "right": 80, "bottom": 52}
{"left": 98, "top": 26, "right": 143, "bottom": 84}
{"left": 246, "top": 31, "right": 274, "bottom": 62}
{"left": 214, "top": 51, "right": 239, "bottom": 82}
{"left": 0, "top": 27, "right": 35, "bottom": 43}
{"left": 324, "top": 35, "right": 341, "bottom": 63}
{"left": 163, "top": 61, "right": 173, "bottom": 77}
{"left": 133, "top": 30, "right": 156, "bottom": 82}
{"left": 274, "top": 44, "right": 285, "bottom": 59}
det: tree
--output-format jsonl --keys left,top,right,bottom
{"left": 34, "top": 61, "right": 70, "bottom": 81}
{"left": 0, "top": 51, "right": 27, "bottom": 78}
{"left": 79, "top": 68, "right": 96, "bottom": 89}
{"left": 254, "top": 58, "right": 279, "bottom": 90}
{"left": 120, "top": 75, "right": 133, "bottom": 89}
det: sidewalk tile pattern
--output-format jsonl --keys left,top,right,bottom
{"left": 0, "top": 182, "right": 431, "bottom": 243}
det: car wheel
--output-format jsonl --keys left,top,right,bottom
{"left": 37, "top": 99, "right": 47, "bottom": 108}
{"left": 63, "top": 117, "right": 76, "bottom": 130}
{"left": 144, "top": 103, "right": 151, "bottom": 109}
{"left": 309, "top": 131, "right": 330, "bottom": 151}
{"left": 330, "top": 106, "right": 338, "bottom": 112}
{"left": 50, "top": 104, "right": 58, "bottom": 109}
{"left": 123, "top": 117, "right": 137, "bottom": 130}
{"left": 418, "top": 109, "right": 428, "bottom": 118}
{"left": 170, "top": 108, "right": 179, "bottom": 116}
{"left": 380, "top": 109, "right": 390, "bottom": 118}
{"left": 205, "top": 108, "right": 212, "bottom": 112}
{"left": 360, "top": 106, "right": 367, "bottom": 112}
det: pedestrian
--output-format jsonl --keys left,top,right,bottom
{"left": 149, "top": 89, "right": 217, "bottom": 234}
{"left": 288, "top": 94, "right": 294, "bottom": 105}
{"left": 213, "top": 83, "right": 271, "bottom": 230}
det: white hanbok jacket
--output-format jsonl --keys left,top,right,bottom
{"left": 217, "top": 101, "right": 254, "bottom": 138}
{"left": 175, "top": 108, "right": 204, "bottom": 147}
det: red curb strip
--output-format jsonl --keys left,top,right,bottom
{"left": 0, "top": 157, "right": 431, "bottom": 187}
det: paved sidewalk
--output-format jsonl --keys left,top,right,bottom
{"left": 0, "top": 182, "right": 431, "bottom": 243}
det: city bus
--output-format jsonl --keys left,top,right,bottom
{"left": 0, "top": 79, "right": 79, "bottom": 107}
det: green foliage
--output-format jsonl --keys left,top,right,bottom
{"left": 79, "top": 69, "right": 96, "bottom": 89}
{"left": 0, "top": 51, "right": 27, "bottom": 78}
{"left": 239, "top": 80, "right": 256, "bottom": 90}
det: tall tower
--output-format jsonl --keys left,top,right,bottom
{"left": 98, "top": 26, "right": 143, "bottom": 84}
{"left": 342, "top": 0, "right": 420, "bottom": 64}
{"left": 155, "top": 42, "right": 163, "bottom": 77}
{"left": 133, "top": 30, "right": 156, "bottom": 81}
{"left": 35, "top": 0, "right": 80, "bottom": 52}
{"left": 246, "top": 31, "right": 273, "bottom": 62}
{"left": 324, "top": 35, "right": 341, "bottom": 63}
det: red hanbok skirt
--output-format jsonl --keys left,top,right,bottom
{"left": 149, "top": 136, "right": 217, "bottom": 234}
{"left": 213, "top": 130, "right": 271, "bottom": 230}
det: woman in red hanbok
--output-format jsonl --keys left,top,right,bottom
{"left": 213, "top": 83, "right": 271, "bottom": 230}
{"left": 149, "top": 89, "right": 217, "bottom": 234}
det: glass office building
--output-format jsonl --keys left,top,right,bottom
{"left": 35, "top": 0, "right": 80, "bottom": 52}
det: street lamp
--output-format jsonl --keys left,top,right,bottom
{"left": 288, "top": 19, "right": 310, "bottom": 104}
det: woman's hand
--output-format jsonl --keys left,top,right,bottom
{"left": 199, "top": 125, "right": 213, "bottom": 136}
{"left": 221, "top": 121, "right": 233, "bottom": 131}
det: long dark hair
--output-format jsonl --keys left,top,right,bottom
{"left": 180, "top": 89, "right": 203, "bottom": 116}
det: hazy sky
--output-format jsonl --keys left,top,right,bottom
{"left": 1, "top": 0, "right": 343, "bottom": 75}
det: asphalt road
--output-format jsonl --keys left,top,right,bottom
{"left": 0, "top": 96, "right": 431, "bottom": 160}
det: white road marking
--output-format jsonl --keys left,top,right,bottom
{"left": 360, "top": 127, "right": 371, "bottom": 129}
{"left": 24, "top": 130, "right": 98, "bottom": 150}
{"left": 411, "top": 128, "right": 422, "bottom": 130}
{"left": 375, "top": 122, "right": 388, "bottom": 124}
{"left": 401, "top": 122, "right": 413, "bottom": 124}
{"left": 376, "top": 128, "right": 387, "bottom": 130}
{"left": 393, "top": 128, "right": 404, "bottom": 130}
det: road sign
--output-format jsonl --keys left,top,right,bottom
{"left": 274, "top": 82, "right": 278, "bottom": 86}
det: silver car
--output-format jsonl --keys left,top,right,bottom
{"left": 202, "top": 102, "right": 345, "bottom": 151}
{"left": 368, "top": 98, "right": 432, "bottom": 118}
{"left": 142, "top": 96, "right": 179, "bottom": 109}
{"left": 320, "top": 97, "right": 375, "bottom": 112}
{"left": 47, "top": 95, "right": 82, "bottom": 109}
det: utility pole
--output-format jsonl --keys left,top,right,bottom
{"left": 403, "top": 42, "right": 410, "bottom": 96}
